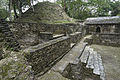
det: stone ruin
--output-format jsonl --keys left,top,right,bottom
{"left": 84, "top": 16, "right": 120, "bottom": 47}
{"left": 0, "top": 18, "right": 106, "bottom": 80}
{"left": 1, "top": 9, "right": 120, "bottom": 80}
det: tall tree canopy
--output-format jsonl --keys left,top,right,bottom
{"left": 110, "top": 1, "right": 120, "bottom": 16}
{"left": 0, "top": 0, "right": 120, "bottom": 21}
{"left": 57, "top": 0, "right": 120, "bottom": 20}
{"left": 0, "top": 0, "right": 37, "bottom": 20}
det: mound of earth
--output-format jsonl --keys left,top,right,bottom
{"left": 17, "top": 1, "right": 73, "bottom": 23}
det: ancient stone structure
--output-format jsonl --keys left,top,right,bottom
{"left": 62, "top": 45, "right": 105, "bottom": 80}
{"left": 0, "top": 21, "right": 84, "bottom": 80}
{"left": 0, "top": 51, "right": 35, "bottom": 80}
{"left": 69, "top": 32, "right": 82, "bottom": 43}
{"left": 24, "top": 36, "right": 71, "bottom": 76}
{"left": 84, "top": 16, "right": 120, "bottom": 46}
{"left": 39, "top": 32, "right": 53, "bottom": 41}
{"left": 85, "top": 16, "right": 120, "bottom": 34}
{"left": 7, "top": 21, "right": 83, "bottom": 48}
{"left": 0, "top": 21, "right": 20, "bottom": 51}
{"left": 0, "top": 19, "right": 105, "bottom": 80}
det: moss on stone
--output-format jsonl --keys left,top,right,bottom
{"left": 0, "top": 51, "right": 34, "bottom": 80}
{"left": 16, "top": 1, "right": 74, "bottom": 24}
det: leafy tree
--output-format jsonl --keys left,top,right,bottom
{"left": 87, "top": 0, "right": 112, "bottom": 16}
{"left": 57, "top": 0, "right": 120, "bottom": 20}
{"left": 0, "top": 0, "right": 9, "bottom": 20}
{"left": 110, "top": 1, "right": 120, "bottom": 16}
{"left": 0, "top": 9, "right": 9, "bottom": 20}
{"left": 8, "top": 0, "right": 37, "bottom": 19}
{"left": 57, "top": 0, "right": 92, "bottom": 20}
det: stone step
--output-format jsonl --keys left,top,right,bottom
{"left": 93, "top": 51, "right": 100, "bottom": 75}
{"left": 86, "top": 48, "right": 94, "bottom": 69}
{"left": 97, "top": 54, "right": 105, "bottom": 80}
{"left": 0, "top": 23, "right": 21, "bottom": 51}
{"left": 80, "top": 46, "right": 105, "bottom": 80}
{"left": 5, "top": 37, "right": 14, "bottom": 39}
{"left": 52, "top": 42, "right": 88, "bottom": 73}
{"left": 1, "top": 29, "right": 9, "bottom": 33}
{"left": 80, "top": 46, "right": 90, "bottom": 64}
{"left": 4, "top": 31, "right": 13, "bottom": 34}
{"left": 0, "top": 26, "right": 9, "bottom": 29}
{"left": 4, "top": 33, "right": 13, "bottom": 36}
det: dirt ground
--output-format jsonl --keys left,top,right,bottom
{"left": 91, "top": 45, "right": 120, "bottom": 80}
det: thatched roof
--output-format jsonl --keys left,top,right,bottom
{"left": 84, "top": 16, "right": 120, "bottom": 25}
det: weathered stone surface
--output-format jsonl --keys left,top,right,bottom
{"left": 38, "top": 70, "right": 70, "bottom": 80}
{"left": 24, "top": 36, "right": 71, "bottom": 76}
{"left": 69, "top": 32, "right": 82, "bottom": 43}
{"left": 0, "top": 51, "right": 34, "bottom": 80}
{"left": 7, "top": 22, "right": 83, "bottom": 48}
{"left": 0, "top": 22, "right": 20, "bottom": 51}
{"left": 87, "top": 33, "right": 120, "bottom": 47}
{"left": 85, "top": 24, "right": 120, "bottom": 34}
{"left": 39, "top": 32, "right": 53, "bottom": 41}
{"left": 80, "top": 46, "right": 105, "bottom": 80}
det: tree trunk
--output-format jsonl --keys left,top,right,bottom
{"left": 9, "top": 0, "right": 12, "bottom": 21}
{"left": 13, "top": 4, "right": 18, "bottom": 19}
{"left": 18, "top": 0, "right": 23, "bottom": 18}
{"left": 63, "top": 0, "right": 66, "bottom": 11}
{"left": 31, "top": 0, "right": 34, "bottom": 12}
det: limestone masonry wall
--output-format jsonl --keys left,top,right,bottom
{"left": 86, "top": 24, "right": 120, "bottom": 34}
{"left": 8, "top": 22, "right": 82, "bottom": 34}
{"left": 97, "top": 33, "right": 120, "bottom": 46}
{"left": 8, "top": 21, "right": 82, "bottom": 48}
{"left": 86, "top": 33, "right": 120, "bottom": 47}
{"left": 70, "top": 32, "right": 82, "bottom": 43}
{"left": 0, "top": 21, "right": 83, "bottom": 79}
{"left": 24, "top": 36, "right": 71, "bottom": 76}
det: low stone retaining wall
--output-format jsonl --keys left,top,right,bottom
{"left": 70, "top": 32, "right": 82, "bottom": 43}
{"left": 24, "top": 36, "right": 71, "bottom": 76}
{"left": 100, "top": 33, "right": 120, "bottom": 40}
{"left": 98, "top": 33, "right": 120, "bottom": 46}
{"left": 39, "top": 32, "right": 53, "bottom": 41}
{"left": 8, "top": 21, "right": 82, "bottom": 34}
{"left": 7, "top": 21, "right": 82, "bottom": 48}
{"left": 85, "top": 33, "right": 120, "bottom": 47}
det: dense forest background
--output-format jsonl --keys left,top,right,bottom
{"left": 57, "top": 0, "right": 120, "bottom": 20}
{"left": 0, "top": 0, "right": 120, "bottom": 21}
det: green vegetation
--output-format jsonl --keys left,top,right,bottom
{"left": 16, "top": 2, "right": 73, "bottom": 23}
{"left": 57, "top": 0, "right": 120, "bottom": 20}
{"left": 0, "top": 0, "right": 120, "bottom": 21}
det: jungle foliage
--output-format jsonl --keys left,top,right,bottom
{"left": 57, "top": 0, "right": 120, "bottom": 20}
{"left": 0, "top": 0, "right": 120, "bottom": 21}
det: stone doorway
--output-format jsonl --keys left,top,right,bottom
{"left": 96, "top": 27, "right": 101, "bottom": 33}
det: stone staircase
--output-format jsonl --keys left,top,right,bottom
{"left": 80, "top": 46, "right": 105, "bottom": 80}
{"left": 51, "top": 42, "right": 105, "bottom": 80}
{"left": 0, "top": 22, "right": 20, "bottom": 51}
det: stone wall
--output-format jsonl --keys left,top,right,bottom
{"left": 70, "top": 32, "right": 82, "bottom": 43}
{"left": 86, "top": 33, "right": 120, "bottom": 47}
{"left": 39, "top": 32, "right": 53, "bottom": 41}
{"left": 0, "top": 22, "right": 20, "bottom": 51}
{"left": 7, "top": 21, "right": 82, "bottom": 48}
{"left": 24, "top": 36, "right": 71, "bottom": 76}
{"left": 8, "top": 22, "right": 82, "bottom": 34}
{"left": 86, "top": 24, "right": 120, "bottom": 34}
